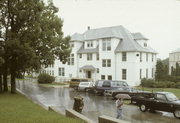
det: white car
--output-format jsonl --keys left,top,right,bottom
{"left": 78, "top": 82, "right": 94, "bottom": 91}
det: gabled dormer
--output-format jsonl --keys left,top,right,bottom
{"left": 132, "top": 32, "right": 148, "bottom": 48}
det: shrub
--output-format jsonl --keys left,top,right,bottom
{"left": 154, "top": 82, "right": 167, "bottom": 88}
{"left": 140, "top": 78, "right": 180, "bottom": 88}
{"left": 141, "top": 78, "right": 155, "bottom": 88}
{"left": 38, "top": 73, "right": 55, "bottom": 84}
{"left": 166, "top": 75, "right": 180, "bottom": 82}
{"left": 176, "top": 82, "right": 180, "bottom": 89}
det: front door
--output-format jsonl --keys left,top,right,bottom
{"left": 87, "top": 71, "right": 91, "bottom": 79}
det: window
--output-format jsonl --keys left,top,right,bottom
{"left": 102, "top": 59, "right": 111, "bottom": 67}
{"left": 79, "top": 69, "right": 82, "bottom": 72}
{"left": 108, "top": 75, "right": 112, "bottom": 80}
{"left": 122, "top": 52, "right": 127, "bottom": 61}
{"left": 97, "top": 68, "right": 99, "bottom": 73}
{"left": 156, "top": 94, "right": 167, "bottom": 101}
{"left": 96, "top": 53, "right": 99, "bottom": 60}
{"left": 71, "top": 54, "right": 74, "bottom": 65}
{"left": 79, "top": 54, "right": 82, "bottom": 58}
{"left": 152, "top": 54, "right": 154, "bottom": 62}
{"left": 140, "top": 52, "right": 142, "bottom": 62}
{"left": 140, "top": 69, "right": 142, "bottom": 79}
{"left": 107, "top": 40, "right": 111, "bottom": 51}
{"left": 101, "top": 75, "right": 105, "bottom": 80}
{"left": 122, "top": 69, "right": 127, "bottom": 80}
{"left": 87, "top": 53, "right": 92, "bottom": 60}
{"left": 146, "top": 68, "right": 148, "bottom": 78}
{"left": 144, "top": 43, "right": 147, "bottom": 47}
{"left": 152, "top": 68, "right": 154, "bottom": 78}
{"left": 52, "top": 70, "right": 54, "bottom": 76}
{"left": 107, "top": 59, "right": 111, "bottom": 67}
{"left": 68, "top": 54, "right": 74, "bottom": 65}
{"left": 102, "top": 60, "right": 106, "bottom": 67}
{"left": 87, "top": 41, "right": 93, "bottom": 47}
{"left": 102, "top": 40, "right": 106, "bottom": 51}
{"left": 146, "top": 53, "right": 148, "bottom": 62}
{"left": 103, "top": 81, "right": 111, "bottom": 87}
{"left": 59, "top": 68, "right": 65, "bottom": 76}
{"left": 50, "top": 70, "right": 51, "bottom": 75}
{"left": 102, "top": 38, "right": 111, "bottom": 51}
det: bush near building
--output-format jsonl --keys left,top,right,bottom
{"left": 38, "top": 73, "right": 55, "bottom": 84}
{"left": 141, "top": 78, "right": 180, "bottom": 89}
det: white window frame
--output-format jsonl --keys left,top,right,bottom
{"left": 59, "top": 67, "right": 65, "bottom": 76}
{"left": 68, "top": 54, "right": 74, "bottom": 65}
{"left": 102, "top": 38, "right": 111, "bottom": 51}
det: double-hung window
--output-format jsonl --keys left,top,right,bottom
{"left": 59, "top": 68, "right": 65, "bottom": 76}
{"left": 102, "top": 59, "right": 111, "bottom": 67}
{"left": 68, "top": 54, "right": 74, "bottom": 65}
{"left": 122, "top": 52, "right": 127, "bottom": 61}
{"left": 87, "top": 53, "right": 92, "bottom": 60}
{"left": 122, "top": 69, "right": 127, "bottom": 80}
{"left": 102, "top": 38, "right": 111, "bottom": 51}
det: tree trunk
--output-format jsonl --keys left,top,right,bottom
{"left": 0, "top": 67, "right": 3, "bottom": 93}
{"left": 11, "top": 69, "right": 16, "bottom": 94}
{"left": 3, "top": 64, "right": 8, "bottom": 92}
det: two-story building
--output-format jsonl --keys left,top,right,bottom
{"left": 42, "top": 25, "right": 157, "bottom": 86}
{"left": 169, "top": 48, "right": 180, "bottom": 74}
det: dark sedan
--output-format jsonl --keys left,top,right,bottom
{"left": 132, "top": 92, "right": 180, "bottom": 119}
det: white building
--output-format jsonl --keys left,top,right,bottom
{"left": 43, "top": 25, "right": 157, "bottom": 86}
{"left": 169, "top": 48, "right": 180, "bottom": 74}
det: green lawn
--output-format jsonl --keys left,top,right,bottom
{"left": 0, "top": 93, "right": 84, "bottom": 123}
{"left": 137, "top": 87, "right": 180, "bottom": 98}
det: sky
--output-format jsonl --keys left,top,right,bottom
{"left": 53, "top": 0, "right": 180, "bottom": 59}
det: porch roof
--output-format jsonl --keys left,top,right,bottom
{"left": 80, "top": 65, "right": 96, "bottom": 71}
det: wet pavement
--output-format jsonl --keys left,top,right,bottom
{"left": 16, "top": 79, "right": 180, "bottom": 123}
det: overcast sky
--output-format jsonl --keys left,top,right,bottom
{"left": 53, "top": 0, "right": 180, "bottom": 59}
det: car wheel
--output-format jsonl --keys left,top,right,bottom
{"left": 139, "top": 104, "right": 147, "bottom": 112}
{"left": 173, "top": 109, "right": 180, "bottom": 119}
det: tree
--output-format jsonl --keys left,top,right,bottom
{"left": 0, "top": 0, "right": 71, "bottom": 93}
{"left": 175, "top": 62, "right": 180, "bottom": 76}
{"left": 155, "top": 60, "right": 165, "bottom": 81}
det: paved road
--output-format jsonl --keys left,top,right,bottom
{"left": 16, "top": 79, "right": 180, "bottom": 123}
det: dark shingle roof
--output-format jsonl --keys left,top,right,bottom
{"left": 71, "top": 25, "right": 157, "bottom": 53}
{"left": 77, "top": 45, "right": 99, "bottom": 54}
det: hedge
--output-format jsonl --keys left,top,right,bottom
{"left": 38, "top": 73, "right": 55, "bottom": 84}
{"left": 141, "top": 78, "right": 180, "bottom": 89}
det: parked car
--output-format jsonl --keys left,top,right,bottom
{"left": 104, "top": 87, "right": 153, "bottom": 99}
{"left": 94, "top": 80, "right": 129, "bottom": 95}
{"left": 69, "top": 78, "right": 90, "bottom": 89}
{"left": 78, "top": 82, "right": 94, "bottom": 92}
{"left": 131, "top": 92, "right": 180, "bottom": 119}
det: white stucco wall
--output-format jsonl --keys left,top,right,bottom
{"left": 42, "top": 38, "right": 156, "bottom": 86}
{"left": 169, "top": 52, "right": 180, "bottom": 74}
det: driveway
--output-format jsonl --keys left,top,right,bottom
{"left": 16, "top": 79, "right": 180, "bottom": 123}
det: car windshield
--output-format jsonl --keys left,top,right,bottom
{"left": 166, "top": 93, "right": 178, "bottom": 101}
